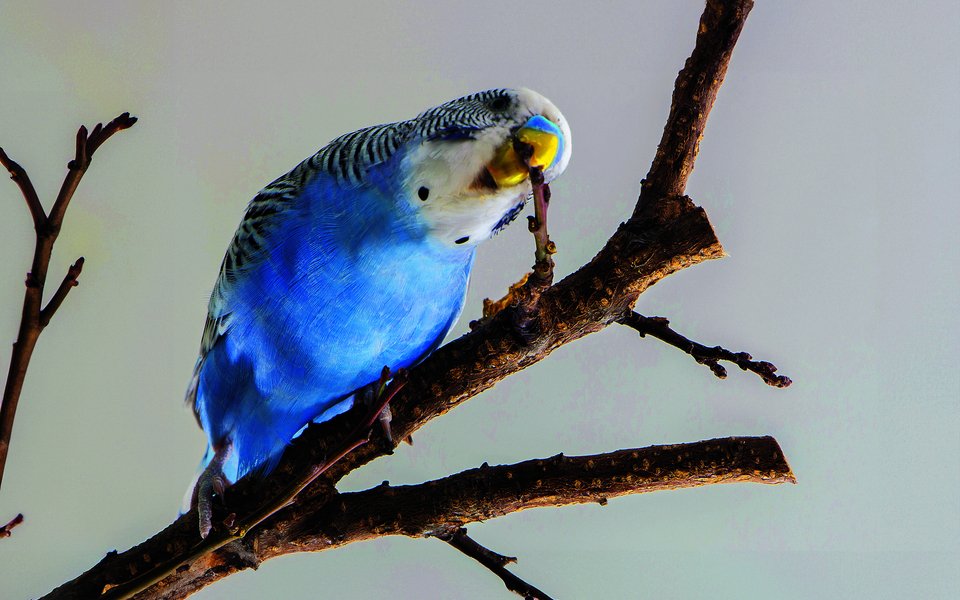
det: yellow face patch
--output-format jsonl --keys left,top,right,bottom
{"left": 486, "top": 119, "right": 561, "bottom": 188}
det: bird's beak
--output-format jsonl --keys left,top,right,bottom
{"left": 485, "top": 115, "right": 563, "bottom": 188}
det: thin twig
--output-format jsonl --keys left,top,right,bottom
{"left": 438, "top": 527, "right": 554, "bottom": 600}
{"left": 51, "top": 113, "right": 137, "bottom": 226}
{"left": 521, "top": 165, "right": 554, "bottom": 291}
{"left": 473, "top": 159, "right": 555, "bottom": 332}
{"left": 0, "top": 148, "right": 45, "bottom": 230}
{"left": 513, "top": 138, "right": 556, "bottom": 271}
{"left": 0, "top": 513, "right": 24, "bottom": 538}
{"left": 39, "top": 257, "right": 85, "bottom": 327}
{"left": 618, "top": 311, "right": 792, "bottom": 387}
{"left": 528, "top": 169, "right": 554, "bottom": 267}
{"left": 0, "top": 114, "right": 136, "bottom": 500}
{"left": 509, "top": 173, "right": 554, "bottom": 338}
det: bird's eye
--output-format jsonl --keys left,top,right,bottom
{"left": 487, "top": 95, "right": 511, "bottom": 112}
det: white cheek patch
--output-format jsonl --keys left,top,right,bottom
{"left": 429, "top": 187, "right": 530, "bottom": 246}
{"left": 403, "top": 128, "right": 531, "bottom": 247}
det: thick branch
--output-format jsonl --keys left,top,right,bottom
{"left": 638, "top": 0, "right": 754, "bottom": 213}
{"left": 45, "top": 0, "right": 760, "bottom": 596}
{"left": 619, "top": 311, "right": 792, "bottom": 387}
{"left": 48, "top": 437, "right": 793, "bottom": 599}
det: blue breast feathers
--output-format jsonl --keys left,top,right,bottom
{"left": 194, "top": 157, "right": 474, "bottom": 481}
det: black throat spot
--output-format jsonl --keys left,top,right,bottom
{"left": 491, "top": 200, "right": 526, "bottom": 236}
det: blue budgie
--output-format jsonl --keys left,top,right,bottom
{"left": 186, "top": 88, "right": 571, "bottom": 533}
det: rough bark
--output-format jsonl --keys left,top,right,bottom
{"left": 73, "top": 436, "right": 793, "bottom": 600}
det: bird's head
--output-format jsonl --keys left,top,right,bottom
{"left": 400, "top": 88, "right": 571, "bottom": 247}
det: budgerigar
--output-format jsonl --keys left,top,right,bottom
{"left": 186, "top": 88, "right": 571, "bottom": 533}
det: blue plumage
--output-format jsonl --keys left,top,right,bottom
{"left": 196, "top": 168, "right": 473, "bottom": 480}
{"left": 188, "top": 88, "right": 571, "bottom": 488}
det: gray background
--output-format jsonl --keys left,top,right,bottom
{"left": 1, "top": 1, "right": 958, "bottom": 598}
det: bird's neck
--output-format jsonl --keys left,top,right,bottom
{"left": 303, "top": 170, "right": 475, "bottom": 266}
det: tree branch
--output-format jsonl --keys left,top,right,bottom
{"left": 638, "top": 0, "right": 754, "bottom": 212}
{"left": 48, "top": 436, "right": 793, "bottom": 600}
{"left": 50, "top": 113, "right": 137, "bottom": 227}
{"left": 0, "top": 147, "right": 45, "bottom": 230}
{"left": 0, "top": 116, "right": 136, "bottom": 503}
{"left": 42, "top": 0, "right": 766, "bottom": 596}
{"left": 619, "top": 311, "right": 792, "bottom": 387}
{"left": 437, "top": 528, "right": 554, "bottom": 600}
{"left": 0, "top": 512, "right": 24, "bottom": 538}
{"left": 39, "top": 257, "right": 85, "bottom": 327}
{"left": 476, "top": 169, "right": 556, "bottom": 338}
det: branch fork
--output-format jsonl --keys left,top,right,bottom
{"left": 436, "top": 527, "right": 553, "bottom": 600}
{"left": 0, "top": 113, "right": 136, "bottom": 528}
{"left": 618, "top": 311, "right": 792, "bottom": 388}
{"left": 35, "top": 1, "right": 787, "bottom": 597}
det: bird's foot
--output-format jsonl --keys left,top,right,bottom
{"left": 377, "top": 402, "right": 395, "bottom": 445}
{"left": 195, "top": 445, "right": 230, "bottom": 539}
{"left": 363, "top": 366, "right": 409, "bottom": 449}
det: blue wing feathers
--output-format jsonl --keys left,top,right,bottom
{"left": 194, "top": 163, "right": 474, "bottom": 482}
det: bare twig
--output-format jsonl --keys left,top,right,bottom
{"left": 511, "top": 167, "right": 555, "bottom": 337}
{"left": 0, "top": 512, "right": 24, "bottom": 538}
{"left": 51, "top": 113, "right": 138, "bottom": 226}
{"left": 512, "top": 138, "right": 556, "bottom": 276}
{"left": 39, "top": 257, "right": 85, "bottom": 327}
{"left": 0, "top": 114, "right": 136, "bottom": 501}
{"left": 619, "top": 311, "right": 792, "bottom": 387}
{"left": 473, "top": 163, "right": 555, "bottom": 332}
{"left": 526, "top": 167, "right": 555, "bottom": 270}
{"left": 437, "top": 527, "right": 554, "bottom": 600}
{"left": 0, "top": 148, "right": 44, "bottom": 230}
